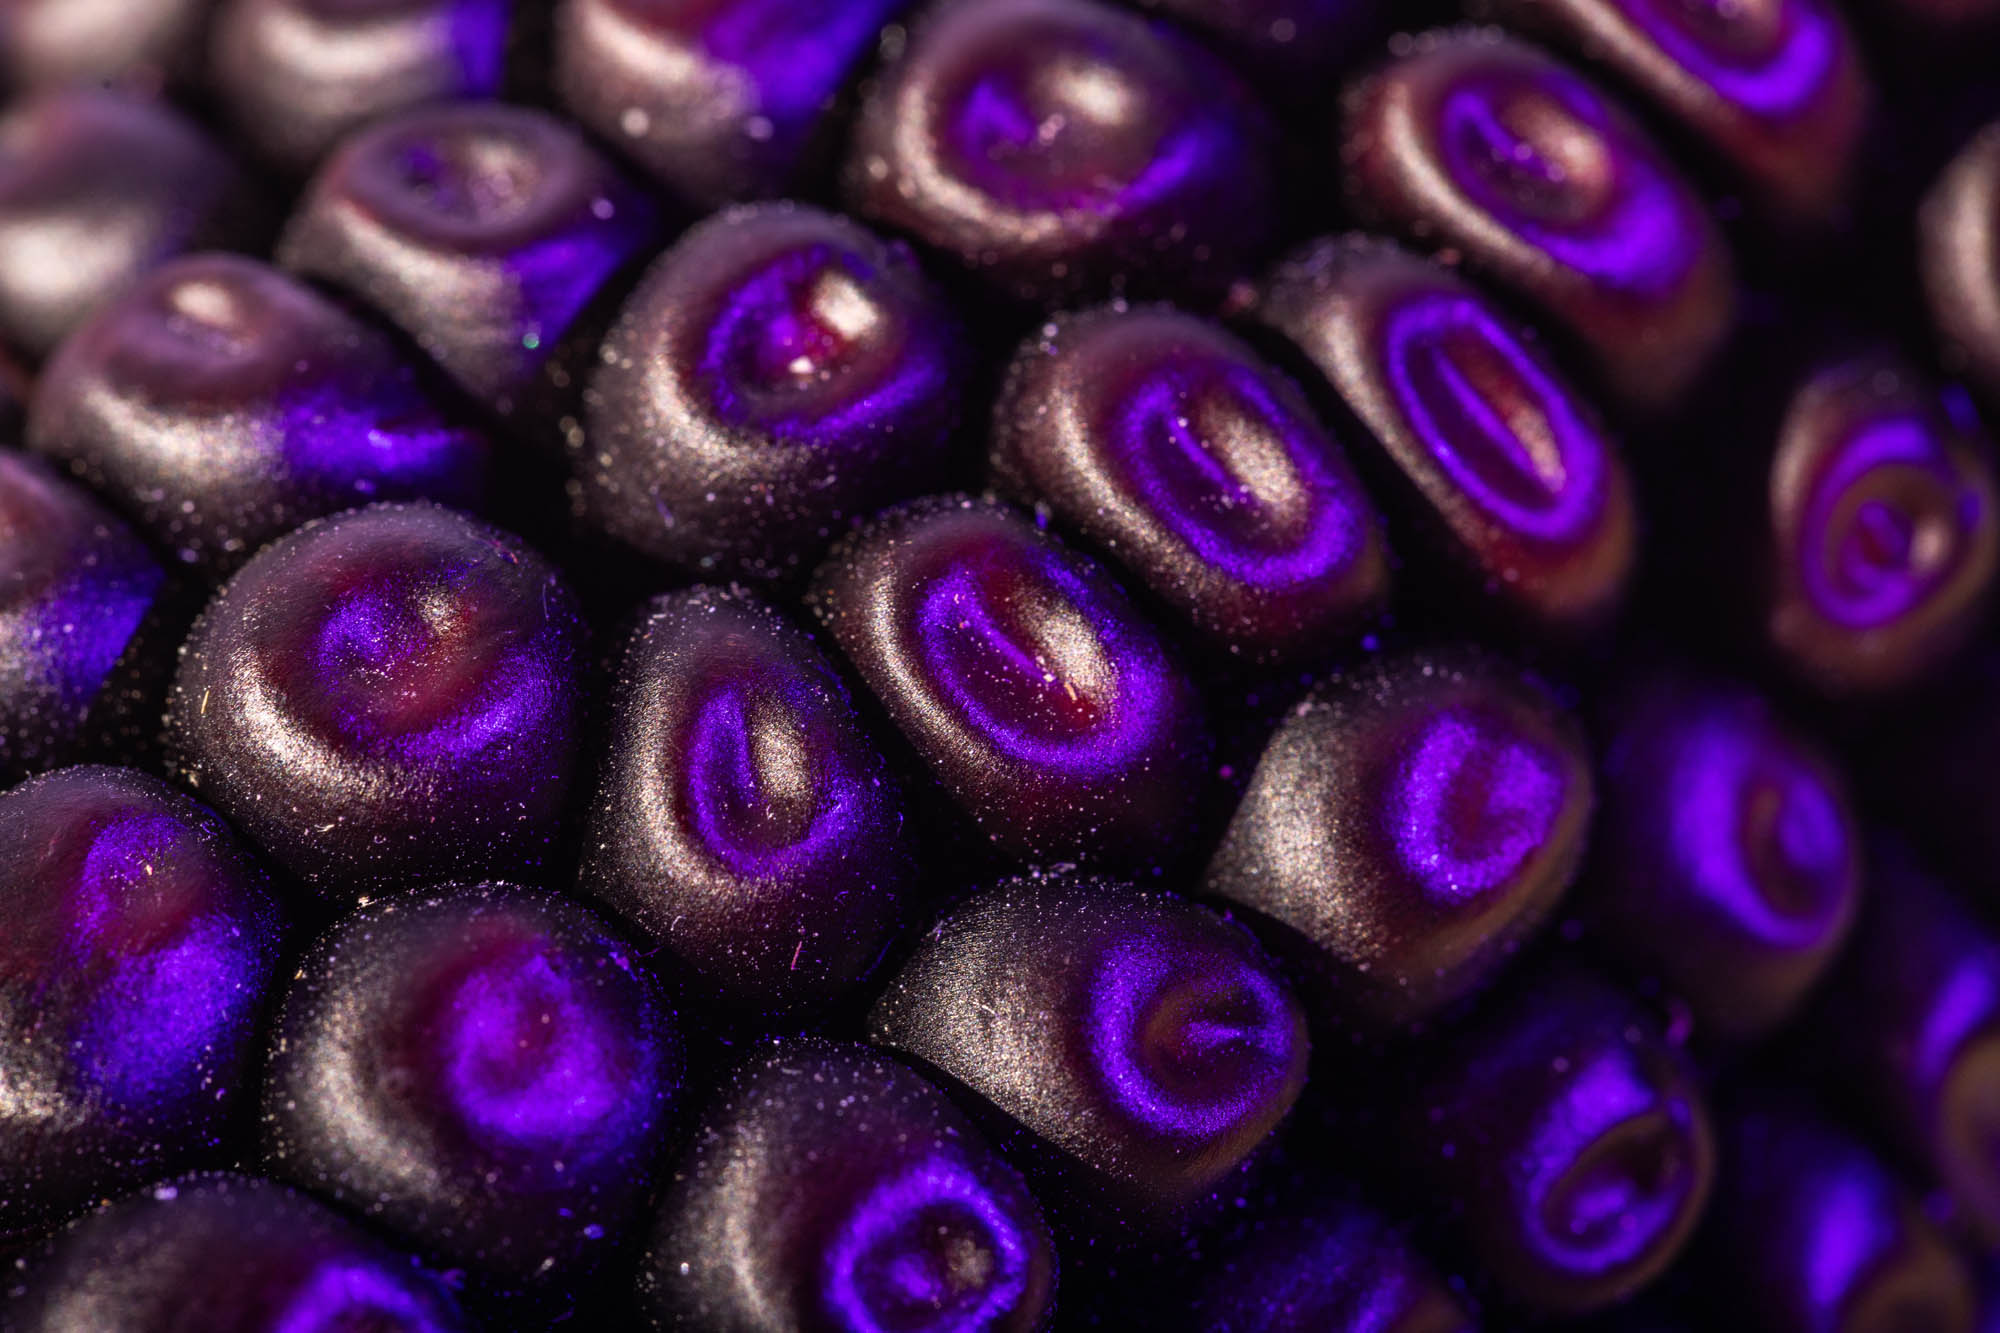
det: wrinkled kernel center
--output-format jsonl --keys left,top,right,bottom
{"left": 393, "top": 133, "right": 541, "bottom": 225}
{"left": 1447, "top": 83, "right": 1617, "bottom": 227}
{"left": 853, "top": 1203, "right": 1004, "bottom": 1325}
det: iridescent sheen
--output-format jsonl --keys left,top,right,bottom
{"left": 809, "top": 496, "right": 1209, "bottom": 866}
{"left": 1342, "top": 32, "right": 1736, "bottom": 406}
{"left": 1807, "top": 857, "right": 2000, "bottom": 1247}
{"left": 1923, "top": 123, "right": 2000, "bottom": 413}
{"left": 3, "top": 1174, "right": 468, "bottom": 1332}
{"left": 0, "top": 0, "right": 208, "bottom": 91}
{"left": 991, "top": 304, "right": 1390, "bottom": 662}
{"left": 279, "top": 101, "right": 660, "bottom": 422}
{"left": 641, "top": 1040, "right": 1055, "bottom": 1332}
{"left": 844, "top": 0, "right": 1279, "bottom": 305}
{"left": 213, "top": 0, "right": 516, "bottom": 173}
{"left": 556, "top": 0, "right": 910, "bottom": 207}
{"left": 1707, "top": 1096, "right": 1977, "bottom": 1333}
{"left": 0, "top": 452, "right": 163, "bottom": 784}
{"left": 1765, "top": 353, "right": 1998, "bottom": 694}
{"left": 1482, "top": 0, "right": 1871, "bottom": 226}
{"left": 0, "top": 89, "right": 259, "bottom": 360}
{"left": 166, "top": 503, "right": 585, "bottom": 901}
{"left": 580, "top": 587, "right": 916, "bottom": 1013}
{"left": 1407, "top": 971, "right": 1714, "bottom": 1315}
{"left": 1192, "top": 1198, "right": 1474, "bottom": 1333}
{"left": 29, "top": 253, "right": 490, "bottom": 575}
{"left": 1592, "top": 676, "right": 1859, "bottom": 1039}
{"left": 575, "top": 202, "right": 968, "bottom": 582}
{"left": 870, "top": 874, "right": 1308, "bottom": 1221}
{"left": 1259, "top": 237, "right": 1636, "bottom": 634}
{"left": 1206, "top": 649, "right": 1592, "bottom": 1026}
{"left": 0, "top": 768, "right": 285, "bottom": 1232}
{"left": 261, "top": 883, "right": 683, "bottom": 1286}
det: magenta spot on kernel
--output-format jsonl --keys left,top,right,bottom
{"left": 821, "top": 1154, "right": 1037, "bottom": 1333}
{"left": 1521, "top": 1042, "right": 1704, "bottom": 1276}
{"left": 1797, "top": 414, "right": 1990, "bottom": 630}
{"left": 699, "top": 242, "right": 951, "bottom": 441}
{"left": 1387, "top": 704, "right": 1568, "bottom": 902}
{"left": 1109, "top": 359, "right": 1373, "bottom": 588}
{"left": 1626, "top": 0, "right": 1841, "bottom": 117}
{"left": 912, "top": 551, "right": 1174, "bottom": 777}
{"left": 435, "top": 944, "right": 639, "bottom": 1149}
{"left": 1381, "top": 293, "right": 1612, "bottom": 544}
{"left": 1438, "top": 72, "right": 1703, "bottom": 296}
{"left": 1087, "top": 933, "right": 1300, "bottom": 1138}
{"left": 682, "top": 676, "right": 875, "bottom": 881}
{"left": 1665, "top": 710, "right": 1850, "bottom": 946}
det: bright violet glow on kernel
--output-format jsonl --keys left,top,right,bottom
{"left": 1626, "top": 0, "right": 1839, "bottom": 115}
{"left": 270, "top": 1258, "right": 454, "bottom": 1333}
{"left": 821, "top": 1155, "right": 1038, "bottom": 1333}
{"left": 1388, "top": 704, "right": 1568, "bottom": 902}
{"left": 1382, "top": 293, "right": 1613, "bottom": 544}
{"left": 1087, "top": 933, "right": 1300, "bottom": 1138}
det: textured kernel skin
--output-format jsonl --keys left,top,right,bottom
{"left": 1207, "top": 648, "right": 1593, "bottom": 1028}
{"left": 0, "top": 89, "right": 261, "bottom": 361}
{"left": 1341, "top": 30, "right": 1737, "bottom": 407}
{"left": 809, "top": 495, "right": 1211, "bottom": 868}
{"left": 1923, "top": 124, "right": 2000, "bottom": 414}
{"left": 0, "top": 767, "right": 286, "bottom": 1235}
{"left": 1588, "top": 674, "right": 1861, "bottom": 1040}
{"left": 165, "top": 502, "right": 586, "bottom": 902}
{"left": 640, "top": 1039, "right": 1056, "bottom": 1332}
{"left": 1478, "top": 0, "right": 1873, "bottom": 229}
{"left": 1706, "top": 1095, "right": 1977, "bottom": 1333}
{"left": 574, "top": 202, "right": 970, "bottom": 584}
{"left": 1258, "top": 236, "right": 1637, "bottom": 638}
{"left": 870, "top": 874, "right": 1308, "bottom": 1224}
{"left": 212, "top": 0, "right": 517, "bottom": 174}
{"left": 579, "top": 586, "right": 916, "bottom": 1015}
{"left": 843, "top": 0, "right": 1280, "bottom": 307}
{"left": 990, "top": 303, "right": 1391, "bottom": 664}
{"left": 260, "top": 883, "right": 684, "bottom": 1288}
{"left": 553, "top": 0, "right": 912, "bottom": 209}
{"left": 3, "top": 1173, "right": 470, "bottom": 1333}
{"left": 278, "top": 100, "right": 661, "bottom": 424}
{"left": 1406, "top": 970, "right": 1716, "bottom": 1316}
{"left": 0, "top": 452, "right": 165, "bottom": 786}
{"left": 29, "top": 252, "right": 491, "bottom": 577}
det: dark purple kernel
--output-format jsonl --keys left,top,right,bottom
{"left": 1706, "top": 1096, "right": 1977, "bottom": 1333}
{"left": 1191, "top": 1197, "right": 1475, "bottom": 1333}
{"left": 0, "top": 89, "right": 259, "bottom": 361}
{"left": 1590, "top": 674, "right": 1860, "bottom": 1040}
{"left": 1922, "top": 123, "right": 2000, "bottom": 413}
{"left": 0, "top": 0, "right": 209, "bottom": 93}
{"left": 1258, "top": 236, "right": 1637, "bottom": 636}
{"left": 3, "top": 1173, "right": 469, "bottom": 1333}
{"left": 261, "top": 882, "right": 684, "bottom": 1286}
{"left": 574, "top": 201, "right": 970, "bottom": 583}
{"left": 277, "top": 100, "right": 661, "bottom": 422}
{"left": 580, "top": 586, "right": 916, "bottom": 1014}
{"left": 990, "top": 303, "right": 1391, "bottom": 664}
{"left": 640, "top": 1039, "right": 1056, "bottom": 1332}
{"left": 1121, "top": 0, "right": 1384, "bottom": 99}
{"left": 0, "top": 452, "right": 165, "bottom": 786}
{"left": 29, "top": 252, "right": 491, "bottom": 576}
{"left": 0, "top": 767, "right": 285, "bottom": 1233}
{"left": 808, "top": 495, "right": 1210, "bottom": 867}
{"left": 554, "top": 0, "right": 912, "bottom": 208}
{"left": 1341, "top": 30, "right": 1737, "bottom": 407}
{"left": 1407, "top": 970, "right": 1715, "bottom": 1316}
{"left": 1478, "top": 0, "right": 1874, "bottom": 229}
{"left": 843, "top": 0, "right": 1281, "bottom": 307}
{"left": 165, "top": 502, "right": 585, "bottom": 902}
{"left": 212, "top": 0, "right": 516, "bottom": 174}
{"left": 1206, "top": 648, "right": 1593, "bottom": 1027}
{"left": 1806, "top": 856, "right": 2000, "bottom": 1247}
{"left": 869, "top": 874, "right": 1308, "bottom": 1223}
{"left": 1762, "top": 351, "right": 1999, "bottom": 695}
